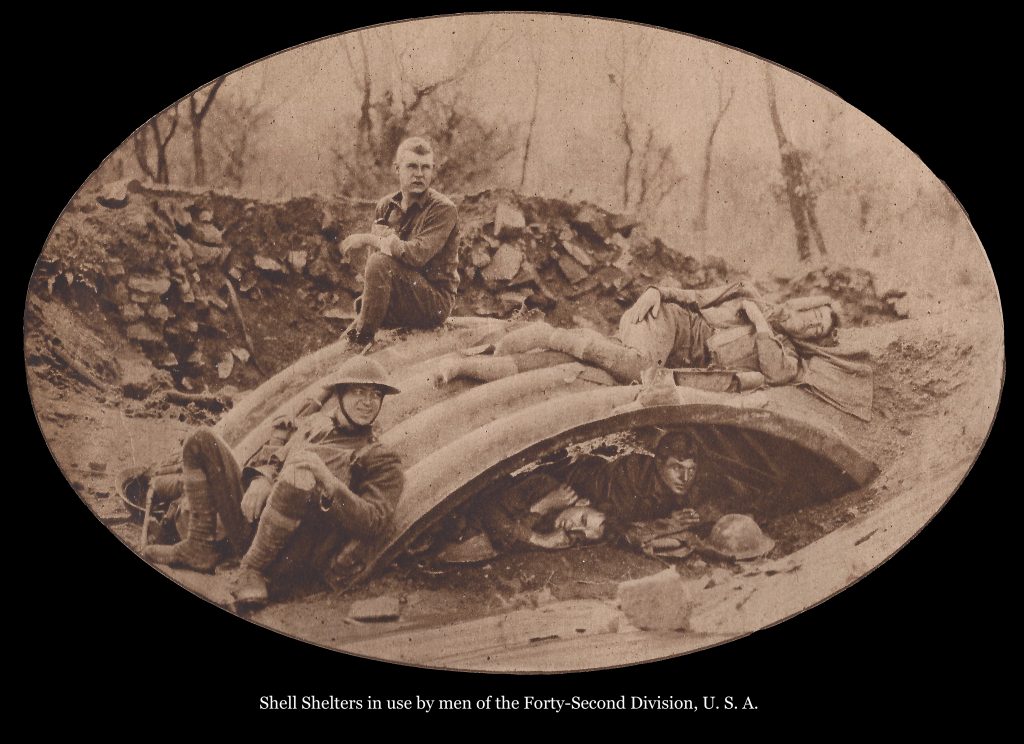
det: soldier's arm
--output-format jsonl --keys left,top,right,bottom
{"left": 743, "top": 300, "right": 800, "bottom": 384}
{"left": 383, "top": 201, "right": 458, "bottom": 268}
{"left": 479, "top": 503, "right": 535, "bottom": 550}
{"left": 754, "top": 334, "right": 800, "bottom": 384}
{"left": 479, "top": 474, "right": 563, "bottom": 549}
{"left": 660, "top": 280, "right": 763, "bottom": 308}
{"left": 241, "top": 414, "right": 297, "bottom": 484}
{"left": 323, "top": 445, "right": 404, "bottom": 539}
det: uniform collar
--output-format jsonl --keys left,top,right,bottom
{"left": 329, "top": 410, "right": 376, "bottom": 438}
{"left": 391, "top": 188, "right": 433, "bottom": 212}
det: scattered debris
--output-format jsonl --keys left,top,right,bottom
{"left": 216, "top": 352, "right": 234, "bottom": 379}
{"left": 253, "top": 255, "right": 284, "bottom": 273}
{"left": 557, "top": 254, "right": 590, "bottom": 284}
{"left": 31, "top": 184, "right": 901, "bottom": 396}
{"left": 128, "top": 276, "right": 171, "bottom": 296}
{"left": 348, "top": 596, "right": 402, "bottom": 622}
{"left": 481, "top": 244, "right": 524, "bottom": 284}
{"left": 561, "top": 240, "right": 595, "bottom": 268}
{"left": 494, "top": 202, "right": 526, "bottom": 239}
{"left": 96, "top": 180, "right": 130, "bottom": 209}
{"left": 287, "top": 250, "right": 308, "bottom": 272}
{"left": 617, "top": 568, "right": 699, "bottom": 631}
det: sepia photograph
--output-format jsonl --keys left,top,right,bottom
{"left": 24, "top": 11, "right": 1004, "bottom": 696}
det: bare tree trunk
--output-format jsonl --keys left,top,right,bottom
{"left": 135, "top": 106, "right": 180, "bottom": 185}
{"left": 188, "top": 76, "right": 225, "bottom": 186}
{"left": 519, "top": 46, "right": 541, "bottom": 191}
{"left": 693, "top": 86, "right": 734, "bottom": 232}
{"left": 764, "top": 67, "right": 826, "bottom": 261}
{"left": 616, "top": 81, "right": 635, "bottom": 210}
{"left": 133, "top": 128, "right": 156, "bottom": 181}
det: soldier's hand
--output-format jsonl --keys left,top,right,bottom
{"left": 672, "top": 508, "right": 702, "bottom": 526}
{"left": 740, "top": 300, "right": 772, "bottom": 333}
{"left": 287, "top": 450, "right": 334, "bottom": 488}
{"left": 530, "top": 484, "right": 578, "bottom": 514}
{"left": 624, "top": 287, "right": 661, "bottom": 324}
{"left": 341, "top": 234, "right": 371, "bottom": 254}
{"left": 529, "top": 530, "right": 574, "bottom": 550}
{"left": 370, "top": 223, "right": 397, "bottom": 239}
{"left": 241, "top": 477, "right": 273, "bottom": 522}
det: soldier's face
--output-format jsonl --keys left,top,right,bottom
{"left": 339, "top": 385, "right": 384, "bottom": 427}
{"left": 779, "top": 305, "right": 834, "bottom": 339}
{"left": 657, "top": 456, "right": 697, "bottom": 498}
{"left": 395, "top": 150, "right": 434, "bottom": 197}
{"left": 554, "top": 506, "right": 607, "bottom": 542}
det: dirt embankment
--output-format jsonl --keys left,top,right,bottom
{"left": 28, "top": 182, "right": 907, "bottom": 404}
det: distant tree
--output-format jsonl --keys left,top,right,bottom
{"left": 606, "top": 29, "right": 683, "bottom": 217}
{"left": 692, "top": 64, "right": 735, "bottom": 231}
{"left": 519, "top": 39, "right": 542, "bottom": 191}
{"left": 133, "top": 104, "right": 180, "bottom": 185}
{"left": 764, "top": 65, "right": 827, "bottom": 261}
{"left": 332, "top": 24, "right": 517, "bottom": 198}
{"left": 187, "top": 76, "right": 226, "bottom": 186}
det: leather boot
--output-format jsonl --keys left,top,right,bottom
{"left": 143, "top": 473, "right": 219, "bottom": 572}
{"left": 230, "top": 568, "right": 269, "bottom": 606}
{"left": 230, "top": 506, "right": 300, "bottom": 606}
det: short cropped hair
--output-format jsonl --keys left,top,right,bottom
{"left": 395, "top": 137, "right": 434, "bottom": 162}
{"left": 655, "top": 430, "right": 697, "bottom": 462}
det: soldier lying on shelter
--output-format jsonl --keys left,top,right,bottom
{"left": 436, "top": 281, "right": 873, "bottom": 420}
{"left": 137, "top": 356, "right": 404, "bottom": 607}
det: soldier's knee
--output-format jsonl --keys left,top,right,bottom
{"left": 365, "top": 252, "right": 397, "bottom": 279}
{"left": 183, "top": 427, "right": 219, "bottom": 462}
{"left": 267, "top": 469, "right": 315, "bottom": 519}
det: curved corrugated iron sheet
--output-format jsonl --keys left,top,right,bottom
{"left": 210, "top": 318, "right": 879, "bottom": 585}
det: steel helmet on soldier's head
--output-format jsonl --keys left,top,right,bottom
{"left": 707, "top": 514, "right": 775, "bottom": 560}
{"left": 324, "top": 356, "right": 401, "bottom": 396}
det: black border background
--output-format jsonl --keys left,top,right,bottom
{"left": 20, "top": 7, "right": 1009, "bottom": 726}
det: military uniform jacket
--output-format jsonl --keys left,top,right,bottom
{"left": 375, "top": 188, "right": 460, "bottom": 296}
{"left": 243, "top": 410, "right": 404, "bottom": 542}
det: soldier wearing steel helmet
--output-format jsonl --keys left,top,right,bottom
{"left": 143, "top": 356, "right": 404, "bottom": 608}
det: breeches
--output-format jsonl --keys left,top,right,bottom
{"left": 154, "top": 429, "right": 344, "bottom": 575}
{"left": 357, "top": 253, "right": 455, "bottom": 334}
{"left": 152, "top": 428, "right": 252, "bottom": 555}
{"left": 617, "top": 302, "right": 712, "bottom": 369}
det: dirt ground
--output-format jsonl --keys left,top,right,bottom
{"left": 25, "top": 259, "right": 1003, "bottom": 656}
{"left": 23, "top": 177, "right": 1004, "bottom": 665}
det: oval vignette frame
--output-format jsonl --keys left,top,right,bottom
{"left": 25, "top": 11, "right": 1007, "bottom": 695}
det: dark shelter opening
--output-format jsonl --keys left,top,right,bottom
{"left": 403, "top": 424, "right": 858, "bottom": 566}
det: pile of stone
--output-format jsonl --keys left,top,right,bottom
{"left": 452, "top": 190, "right": 730, "bottom": 331}
{"left": 34, "top": 181, "right": 367, "bottom": 392}
{"left": 32, "top": 182, "right": 903, "bottom": 396}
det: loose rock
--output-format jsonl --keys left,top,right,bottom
{"left": 348, "top": 596, "right": 402, "bottom": 622}
{"left": 126, "top": 323, "right": 163, "bottom": 343}
{"left": 217, "top": 352, "right": 234, "bottom": 379}
{"left": 128, "top": 276, "right": 172, "bottom": 296}
{"left": 481, "top": 244, "right": 524, "bottom": 284}
{"left": 494, "top": 202, "right": 526, "bottom": 239}
{"left": 617, "top": 568, "right": 699, "bottom": 631}
{"left": 192, "top": 222, "right": 224, "bottom": 246}
{"left": 557, "top": 254, "right": 590, "bottom": 284}
{"left": 254, "top": 255, "right": 284, "bottom": 273}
